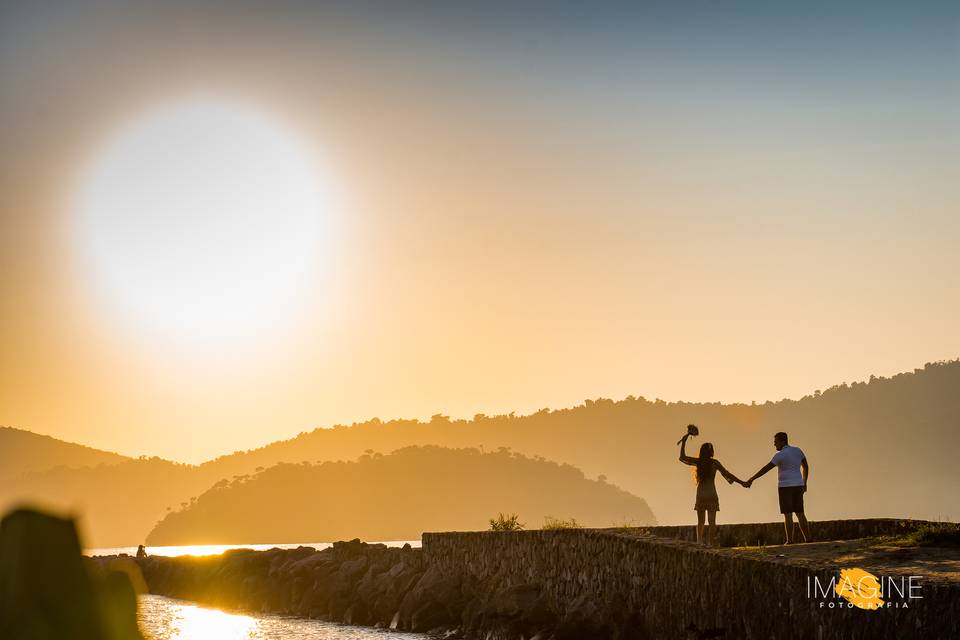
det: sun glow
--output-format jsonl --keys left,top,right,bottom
{"left": 71, "top": 99, "right": 334, "bottom": 343}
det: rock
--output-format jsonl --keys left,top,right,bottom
{"left": 411, "top": 599, "right": 451, "bottom": 632}
{"left": 490, "top": 583, "right": 548, "bottom": 617}
{"left": 398, "top": 564, "right": 463, "bottom": 631}
{"left": 331, "top": 538, "right": 365, "bottom": 561}
{"left": 287, "top": 551, "right": 327, "bottom": 577}
{"left": 0, "top": 508, "right": 144, "bottom": 640}
{"left": 336, "top": 555, "right": 369, "bottom": 585}
{"left": 554, "top": 594, "right": 612, "bottom": 640}
{"left": 297, "top": 575, "right": 333, "bottom": 618}
{"left": 488, "top": 583, "right": 554, "bottom": 635}
{"left": 343, "top": 600, "right": 369, "bottom": 625}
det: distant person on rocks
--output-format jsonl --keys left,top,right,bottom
{"left": 678, "top": 424, "right": 748, "bottom": 545}
{"left": 745, "top": 431, "right": 810, "bottom": 544}
{"left": 136, "top": 545, "right": 147, "bottom": 559}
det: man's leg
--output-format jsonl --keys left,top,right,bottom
{"left": 696, "top": 509, "right": 705, "bottom": 544}
{"left": 707, "top": 509, "right": 717, "bottom": 546}
{"left": 796, "top": 512, "right": 810, "bottom": 542}
{"left": 783, "top": 512, "right": 794, "bottom": 544}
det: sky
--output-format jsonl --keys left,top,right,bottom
{"left": 1, "top": 1, "right": 958, "bottom": 463}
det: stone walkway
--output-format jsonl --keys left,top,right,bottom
{"left": 729, "top": 538, "right": 960, "bottom": 583}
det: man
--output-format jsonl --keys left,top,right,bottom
{"left": 745, "top": 431, "right": 810, "bottom": 544}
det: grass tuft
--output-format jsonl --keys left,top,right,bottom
{"left": 542, "top": 516, "right": 582, "bottom": 530}
{"left": 489, "top": 513, "right": 524, "bottom": 531}
{"left": 877, "top": 522, "right": 960, "bottom": 547}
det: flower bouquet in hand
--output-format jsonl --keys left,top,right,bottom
{"left": 677, "top": 423, "right": 699, "bottom": 445}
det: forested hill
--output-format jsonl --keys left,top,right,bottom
{"left": 1, "top": 457, "right": 213, "bottom": 548}
{"left": 3, "top": 360, "right": 956, "bottom": 546}
{"left": 148, "top": 446, "right": 654, "bottom": 544}
{"left": 0, "top": 426, "right": 129, "bottom": 481}
{"left": 198, "top": 360, "right": 960, "bottom": 526}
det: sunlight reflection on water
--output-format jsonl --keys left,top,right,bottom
{"left": 138, "top": 595, "right": 426, "bottom": 640}
{"left": 88, "top": 540, "right": 421, "bottom": 558}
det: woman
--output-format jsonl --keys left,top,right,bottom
{"left": 679, "top": 426, "right": 746, "bottom": 545}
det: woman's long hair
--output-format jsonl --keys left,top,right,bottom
{"left": 695, "top": 442, "right": 715, "bottom": 484}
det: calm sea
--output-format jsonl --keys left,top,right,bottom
{"left": 138, "top": 594, "right": 426, "bottom": 640}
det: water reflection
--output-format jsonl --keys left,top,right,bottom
{"left": 175, "top": 604, "right": 256, "bottom": 639}
{"left": 89, "top": 540, "right": 421, "bottom": 558}
{"left": 138, "top": 595, "right": 424, "bottom": 640}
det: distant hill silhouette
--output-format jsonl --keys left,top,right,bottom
{"left": 196, "top": 360, "right": 960, "bottom": 526}
{"left": 2, "top": 360, "right": 957, "bottom": 546}
{"left": 0, "top": 458, "right": 217, "bottom": 547}
{"left": 146, "top": 446, "right": 654, "bottom": 544}
{"left": 0, "top": 427, "right": 128, "bottom": 481}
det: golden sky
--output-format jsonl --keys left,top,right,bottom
{"left": 1, "top": 2, "right": 957, "bottom": 462}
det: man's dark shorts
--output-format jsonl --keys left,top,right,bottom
{"left": 778, "top": 486, "right": 805, "bottom": 514}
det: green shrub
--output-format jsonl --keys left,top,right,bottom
{"left": 489, "top": 512, "right": 524, "bottom": 531}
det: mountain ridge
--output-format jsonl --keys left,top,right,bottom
{"left": 2, "top": 359, "right": 957, "bottom": 546}
{"left": 0, "top": 426, "right": 130, "bottom": 481}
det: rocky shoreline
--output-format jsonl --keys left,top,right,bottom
{"left": 120, "top": 538, "right": 598, "bottom": 639}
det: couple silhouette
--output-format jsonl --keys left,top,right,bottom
{"left": 678, "top": 424, "right": 810, "bottom": 545}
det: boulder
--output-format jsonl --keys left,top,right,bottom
{"left": 488, "top": 583, "right": 554, "bottom": 634}
{"left": 411, "top": 599, "right": 451, "bottom": 632}
{"left": 554, "top": 594, "right": 614, "bottom": 640}
{"left": 398, "top": 564, "right": 463, "bottom": 631}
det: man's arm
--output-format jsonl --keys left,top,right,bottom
{"left": 745, "top": 462, "right": 775, "bottom": 487}
{"left": 801, "top": 456, "right": 809, "bottom": 492}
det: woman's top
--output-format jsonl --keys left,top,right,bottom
{"left": 695, "top": 461, "right": 717, "bottom": 485}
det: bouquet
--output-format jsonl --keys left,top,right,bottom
{"left": 677, "top": 423, "right": 699, "bottom": 445}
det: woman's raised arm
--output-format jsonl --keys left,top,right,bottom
{"left": 678, "top": 434, "right": 697, "bottom": 465}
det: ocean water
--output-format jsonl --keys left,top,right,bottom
{"left": 88, "top": 540, "right": 421, "bottom": 557}
{"left": 138, "top": 595, "right": 427, "bottom": 640}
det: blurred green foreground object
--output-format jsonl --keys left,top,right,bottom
{"left": 0, "top": 508, "right": 143, "bottom": 640}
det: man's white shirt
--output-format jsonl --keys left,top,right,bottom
{"left": 771, "top": 445, "right": 805, "bottom": 487}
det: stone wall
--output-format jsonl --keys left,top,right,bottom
{"left": 423, "top": 525, "right": 960, "bottom": 639}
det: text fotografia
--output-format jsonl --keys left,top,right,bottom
{"left": 808, "top": 569, "right": 922, "bottom": 610}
